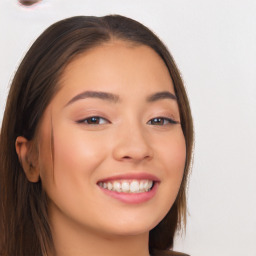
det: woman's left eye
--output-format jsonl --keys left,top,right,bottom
{"left": 147, "top": 117, "right": 178, "bottom": 125}
{"left": 77, "top": 116, "right": 109, "bottom": 125}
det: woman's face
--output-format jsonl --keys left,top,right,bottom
{"left": 37, "top": 41, "right": 186, "bottom": 237}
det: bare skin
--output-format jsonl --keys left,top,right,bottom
{"left": 16, "top": 41, "right": 186, "bottom": 256}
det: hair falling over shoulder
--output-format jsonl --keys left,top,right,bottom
{"left": 0, "top": 15, "right": 193, "bottom": 256}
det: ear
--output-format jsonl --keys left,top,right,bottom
{"left": 15, "top": 136, "right": 40, "bottom": 183}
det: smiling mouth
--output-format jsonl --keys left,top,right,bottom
{"left": 98, "top": 180, "right": 154, "bottom": 193}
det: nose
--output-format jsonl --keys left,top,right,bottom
{"left": 112, "top": 123, "right": 153, "bottom": 163}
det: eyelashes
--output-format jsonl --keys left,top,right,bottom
{"left": 147, "top": 117, "right": 178, "bottom": 125}
{"left": 77, "top": 116, "right": 178, "bottom": 126}
{"left": 77, "top": 116, "right": 109, "bottom": 125}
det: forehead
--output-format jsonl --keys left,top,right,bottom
{"left": 56, "top": 40, "right": 175, "bottom": 104}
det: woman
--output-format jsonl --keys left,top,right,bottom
{"left": 0, "top": 15, "right": 193, "bottom": 256}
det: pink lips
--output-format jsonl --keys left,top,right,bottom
{"left": 97, "top": 172, "right": 160, "bottom": 204}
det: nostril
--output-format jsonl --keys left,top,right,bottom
{"left": 123, "top": 156, "right": 131, "bottom": 159}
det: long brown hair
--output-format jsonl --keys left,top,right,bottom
{"left": 0, "top": 15, "right": 193, "bottom": 256}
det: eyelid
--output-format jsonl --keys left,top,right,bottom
{"left": 147, "top": 116, "right": 179, "bottom": 125}
{"left": 76, "top": 116, "right": 110, "bottom": 125}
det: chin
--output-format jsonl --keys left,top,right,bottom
{"left": 98, "top": 215, "right": 161, "bottom": 237}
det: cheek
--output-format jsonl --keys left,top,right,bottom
{"left": 37, "top": 124, "right": 109, "bottom": 221}
{"left": 55, "top": 125, "right": 106, "bottom": 167}
{"left": 155, "top": 129, "right": 186, "bottom": 197}
{"left": 157, "top": 129, "right": 186, "bottom": 173}
{"left": 38, "top": 121, "right": 108, "bottom": 200}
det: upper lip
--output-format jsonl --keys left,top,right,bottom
{"left": 97, "top": 172, "right": 160, "bottom": 183}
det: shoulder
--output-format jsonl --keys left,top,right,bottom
{"left": 169, "top": 251, "right": 190, "bottom": 256}
{"left": 151, "top": 249, "right": 190, "bottom": 256}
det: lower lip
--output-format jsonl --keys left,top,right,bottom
{"left": 98, "top": 182, "right": 159, "bottom": 204}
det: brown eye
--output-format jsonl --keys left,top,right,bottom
{"left": 77, "top": 116, "right": 109, "bottom": 125}
{"left": 86, "top": 117, "right": 101, "bottom": 124}
{"left": 147, "top": 117, "right": 177, "bottom": 125}
{"left": 150, "top": 118, "right": 164, "bottom": 125}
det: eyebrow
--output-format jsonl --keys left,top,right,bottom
{"left": 65, "top": 90, "right": 177, "bottom": 107}
{"left": 146, "top": 91, "right": 177, "bottom": 102}
{"left": 65, "top": 91, "right": 120, "bottom": 107}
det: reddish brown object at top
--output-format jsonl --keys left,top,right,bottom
{"left": 19, "top": 0, "right": 41, "bottom": 6}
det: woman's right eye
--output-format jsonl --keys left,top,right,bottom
{"left": 77, "top": 116, "right": 109, "bottom": 125}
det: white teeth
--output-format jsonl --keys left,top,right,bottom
{"left": 107, "top": 182, "right": 112, "bottom": 190}
{"left": 139, "top": 182, "right": 144, "bottom": 190}
{"left": 130, "top": 181, "right": 140, "bottom": 193}
{"left": 143, "top": 181, "right": 148, "bottom": 190}
{"left": 148, "top": 181, "right": 153, "bottom": 190}
{"left": 98, "top": 179, "right": 154, "bottom": 193}
{"left": 121, "top": 181, "right": 130, "bottom": 192}
{"left": 113, "top": 181, "right": 121, "bottom": 192}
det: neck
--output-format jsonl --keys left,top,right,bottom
{"left": 48, "top": 207, "right": 150, "bottom": 256}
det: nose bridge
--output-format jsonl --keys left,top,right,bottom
{"left": 112, "top": 117, "right": 153, "bottom": 161}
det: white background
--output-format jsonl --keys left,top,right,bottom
{"left": 0, "top": 0, "right": 256, "bottom": 255}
